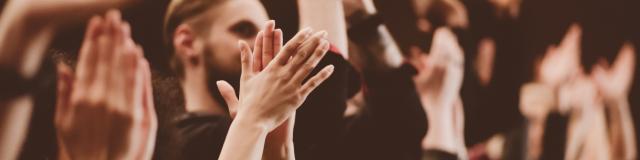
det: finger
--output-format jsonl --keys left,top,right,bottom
{"left": 274, "top": 29, "right": 283, "bottom": 57}
{"left": 122, "top": 22, "right": 131, "bottom": 40}
{"left": 119, "top": 45, "right": 142, "bottom": 108}
{"left": 141, "top": 59, "right": 154, "bottom": 111}
{"left": 140, "top": 59, "right": 158, "bottom": 160}
{"left": 613, "top": 43, "right": 636, "bottom": 76}
{"left": 103, "top": 9, "right": 123, "bottom": 64}
{"left": 55, "top": 63, "right": 74, "bottom": 124}
{"left": 409, "top": 46, "right": 426, "bottom": 71}
{"left": 262, "top": 20, "right": 276, "bottom": 67}
{"left": 274, "top": 27, "right": 312, "bottom": 65}
{"left": 95, "top": 10, "right": 122, "bottom": 85}
{"left": 561, "top": 24, "right": 582, "bottom": 47}
{"left": 253, "top": 31, "right": 264, "bottom": 71}
{"left": 238, "top": 40, "right": 254, "bottom": 79}
{"left": 217, "top": 80, "right": 239, "bottom": 118}
{"left": 291, "top": 39, "right": 329, "bottom": 83}
{"left": 76, "top": 16, "right": 103, "bottom": 84}
{"left": 300, "top": 65, "right": 334, "bottom": 97}
{"left": 287, "top": 31, "right": 327, "bottom": 71}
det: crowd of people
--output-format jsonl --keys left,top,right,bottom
{"left": 0, "top": 0, "right": 638, "bottom": 159}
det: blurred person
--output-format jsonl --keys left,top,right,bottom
{"left": 409, "top": 27, "right": 467, "bottom": 159}
{"left": 54, "top": 10, "right": 157, "bottom": 159}
{"left": 0, "top": 1, "right": 136, "bottom": 159}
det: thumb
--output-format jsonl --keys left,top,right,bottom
{"left": 216, "top": 80, "right": 239, "bottom": 118}
{"left": 55, "top": 63, "right": 74, "bottom": 124}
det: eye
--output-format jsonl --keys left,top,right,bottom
{"left": 229, "top": 20, "right": 258, "bottom": 39}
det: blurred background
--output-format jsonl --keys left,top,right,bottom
{"left": 2, "top": 0, "right": 639, "bottom": 159}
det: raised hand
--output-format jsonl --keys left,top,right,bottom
{"left": 218, "top": 23, "right": 334, "bottom": 160}
{"left": 55, "top": 10, "right": 156, "bottom": 160}
{"left": 217, "top": 21, "right": 295, "bottom": 159}
{"left": 537, "top": 24, "right": 582, "bottom": 87}
{"left": 592, "top": 43, "right": 636, "bottom": 101}
{"left": 224, "top": 27, "right": 332, "bottom": 132}
{"left": 591, "top": 43, "right": 637, "bottom": 160}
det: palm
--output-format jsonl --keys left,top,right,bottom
{"left": 592, "top": 43, "right": 636, "bottom": 100}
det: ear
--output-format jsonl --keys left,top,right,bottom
{"left": 173, "top": 24, "right": 198, "bottom": 59}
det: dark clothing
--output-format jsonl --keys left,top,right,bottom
{"left": 422, "top": 150, "right": 458, "bottom": 160}
{"left": 331, "top": 63, "right": 427, "bottom": 160}
{"left": 173, "top": 51, "right": 361, "bottom": 159}
{"left": 18, "top": 56, "right": 59, "bottom": 160}
{"left": 174, "top": 113, "right": 231, "bottom": 160}
{"left": 502, "top": 113, "right": 569, "bottom": 160}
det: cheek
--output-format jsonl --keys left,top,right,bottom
{"left": 207, "top": 37, "right": 242, "bottom": 74}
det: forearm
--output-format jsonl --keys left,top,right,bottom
{"left": 606, "top": 98, "right": 637, "bottom": 159}
{"left": 0, "top": 95, "right": 34, "bottom": 160}
{"left": 298, "top": 0, "right": 348, "bottom": 57}
{"left": 0, "top": 7, "right": 55, "bottom": 78}
{"left": 263, "top": 138, "right": 295, "bottom": 160}
{"left": 219, "top": 115, "right": 270, "bottom": 160}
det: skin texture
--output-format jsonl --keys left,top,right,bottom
{"left": 218, "top": 26, "right": 334, "bottom": 160}
{"left": 0, "top": 1, "right": 135, "bottom": 159}
{"left": 55, "top": 10, "right": 157, "bottom": 160}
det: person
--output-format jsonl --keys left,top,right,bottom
{"left": 54, "top": 10, "right": 157, "bottom": 160}
{"left": 0, "top": 1, "right": 136, "bottom": 159}
{"left": 163, "top": 0, "right": 359, "bottom": 159}
{"left": 409, "top": 27, "right": 467, "bottom": 160}
{"left": 218, "top": 21, "right": 334, "bottom": 160}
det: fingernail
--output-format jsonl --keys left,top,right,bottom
{"left": 320, "top": 31, "right": 328, "bottom": 39}
{"left": 328, "top": 65, "right": 335, "bottom": 72}
{"left": 237, "top": 41, "right": 243, "bottom": 49}
{"left": 301, "top": 27, "right": 312, "bottom": 37}
{"left": 322, "top": 40, "right": 330, "bottom": 50}
{"left": 216, "top": 80, "right": 224, "bottom": 86}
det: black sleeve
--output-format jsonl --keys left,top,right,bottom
{"left": 539, "top": 113, "right": 568, "bottom": 159}
{"left": 173, "top": 113, "right": 231, "bottom": 160}
{"left": 364, "top": 63, "right": 427, "bottom": 146}
{"left": 335, "top": 63, "right": 427, "bottom": 160}
{"left": 422, "top": 150, "right": 458, "bottom": 160}
{"left": 294, "top": 52, "right": 360, "bottom": 159}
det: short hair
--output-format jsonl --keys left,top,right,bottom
{"left": 163, "top": 0, "right": 230, "bottom": 77}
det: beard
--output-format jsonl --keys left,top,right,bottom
{"left": 202, "top": 45, "right": 241, "bottom": 112}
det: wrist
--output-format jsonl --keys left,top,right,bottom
{"left": 233, "top": 112, "right": 271, "bottom": 133}
{"left": 262, "top": 141, "right": 294, "bottom": 160}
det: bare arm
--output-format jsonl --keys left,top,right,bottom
{"left": 219, "top": 26, "right": 334, "bottom": 160}
{"left": 298, "top": 0, "right": 349, "bottom": 58}
{"left": 606, "top": 98, "right": 636, "bottom": 159}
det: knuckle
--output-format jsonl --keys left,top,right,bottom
{"left": 304, "top": 64, "right": 315, "bottom": 72}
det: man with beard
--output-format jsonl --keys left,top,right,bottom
{"left": 162, "top": 0, "right": 359, "bottom": 159}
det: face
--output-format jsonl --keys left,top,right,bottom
{"left": 197, "top": 0, "right": 269, "bottom": 78}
